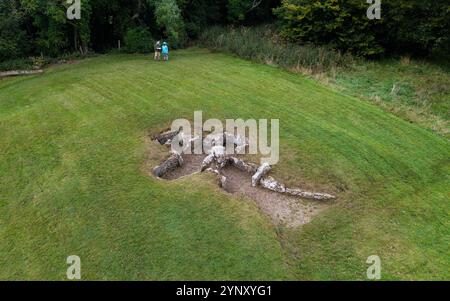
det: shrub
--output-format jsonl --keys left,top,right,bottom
{"left": 0, "top": 58, "right": 33, "bottom": 72}
{"left": 124, "top": 27, "right": 154, "bottom": 53}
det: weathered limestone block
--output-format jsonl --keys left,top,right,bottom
{"left": 153, "top": 152, "right": 183, "bottom": 177}
{"left": 251, "top": 163, "right": 271, "bottom": 187}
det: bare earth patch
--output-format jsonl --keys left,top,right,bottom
{"left": 145, "top": 129, "right": 335, "bottom": 228}
{"left": 220, "top": 166, "right": 328, "bottom": 227}
{"left": 162, "top": 154, "right": 206, "bottom": 180}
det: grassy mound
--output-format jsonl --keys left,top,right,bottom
{"left": 0, "top": 49, "right": 448, "bottom": 280}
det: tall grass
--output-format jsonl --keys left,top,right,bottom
{"left": 198, "top": 25, "right": 356, "bottom": 74}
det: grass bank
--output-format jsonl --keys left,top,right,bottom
{"left": 199, "top": 26, "right": 450, "bottom": 137}
{"left": 0, "top": 49, "right": 449, "bottom": 279}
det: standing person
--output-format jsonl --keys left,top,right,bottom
{"left": 154, "top": 40, "right": 162, "bottom": 60}
{"left": 162, "top": 42, "right": 169, "bottom": 61}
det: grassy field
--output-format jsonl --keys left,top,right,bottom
{"left": 330, "top": 58, "right": 450, "bottom": 137}
{"left": 0, "top": 48, "right": 449, "bottom": 280}
{"left": 199, "top": 26, "right": 450, "bottom": 137}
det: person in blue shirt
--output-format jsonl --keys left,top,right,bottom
{"left": 161, "top": 42, "right": 169, "bottom": 61}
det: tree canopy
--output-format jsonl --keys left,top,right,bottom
{"left": 0, "top": 0, "right": 448, "bottom": 60}
{"left": 275, "top": 0, "right": 450, "bottom": 57}
{"left": 0, "top": 0, "right": 277, "bottom": 59}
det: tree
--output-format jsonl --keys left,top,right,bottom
{"left": 274, "top": 0, "right": 450, "bottom": 58}
{"left": 0, "top": 0, "right": 28, "bottom": 61}
{"left": 227, "top": 0, "right": 262, "bottom": 22}
{"left": 66, "top": 0, "right": 92, "bottom": 54}
{"left": 381, "top": 0, "right": 450, "bottom": 57}
{"left": 19, "top": 0, "right": 69, "bottom": 56}
{"left": 274, "top": 0, "right": 384, "bottom": 57}
{"left": 151, "top": 0, "right": 186, "bottom": 47}
{"left": 177, "top": 0, "right": 226, "bottom": 39}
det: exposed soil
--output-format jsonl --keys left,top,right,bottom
{"left": 149, "top": 139, "right": 329, "bottom": 227}
{"left": 162, "top": 153, "right": 207, "bottom": 180}
{"left": 220, "top": 166, "right": 327, "bottom": 227}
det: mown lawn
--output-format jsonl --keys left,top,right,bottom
{"left": 0, "top": 48, "right": 448, "bottom": 280}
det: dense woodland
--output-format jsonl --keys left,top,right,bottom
{"left": 1, "top": 0, "right": 449, "bottom": 62}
